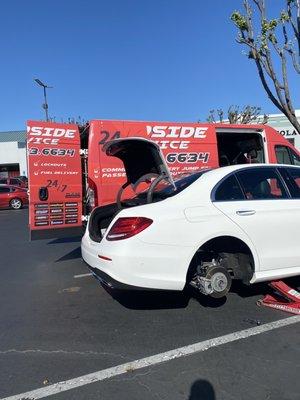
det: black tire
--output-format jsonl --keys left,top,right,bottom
{"left": 9, "top": 198, "right": 23, "bottom": 210}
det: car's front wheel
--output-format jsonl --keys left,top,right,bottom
{"left": 10, "top": 198, "right": 23, "bottom": 210}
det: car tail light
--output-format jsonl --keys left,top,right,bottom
{"left": 106, "top": 217, "right": 153, "bottom": 241}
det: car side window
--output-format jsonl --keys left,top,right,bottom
{"left": 0, "top": 187, "right": 10, "bottom": 193}
{"left": 214, "top": 175, "right": 245, "bottom": 201}
{"left": 11, "top": 179, "right": 19, "bottom": 185}
{"left": 0, "top": 179, "right": 7, "bottom": 184}
{"left": 236, "top": 168, "right": 288, "bottom": 200}
{"left": 279, "top": 168, "right": 300, "bottom": 199}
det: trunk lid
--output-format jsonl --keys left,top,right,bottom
{"left": 103, "top": 138, "right": 175, "bottom": 189}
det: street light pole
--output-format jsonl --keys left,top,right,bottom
{"left": 34, "top": 78, "right": 53, "bottom": 121}
{"left": 42, "top": 85, "right": 49, "bottom": 121}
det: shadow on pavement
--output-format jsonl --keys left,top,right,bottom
{"left": 103, "top": 285, "right": 226, "bottom": 310}
{"left": 48, "top": 236, "right": 81, "bottom": 244}
{"left": 232, "top": 276, "right": 300, "bottom": 298}
{"left": 187, "top": 379, "right": 215, "bottom": 400}
{"left": 231, "top": 280, "right": 269, "bottom": 298}
{"left": 100, "top": 275, "right": 286, "bottom": 310}
{"left": 98, "top": 276, "right": 300, "bottom": 311}
{"left": 55, "top": 247, "right": 82, "bottom": 262}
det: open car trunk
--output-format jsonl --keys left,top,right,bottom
{"left": 88, "top": 196, "right": 150, "bottom": 242}
{"left": 88, "top": 138, "right": 175, "bottom": 242}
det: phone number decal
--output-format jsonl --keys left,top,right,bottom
{"left": 29, "top": 148, "right": 75, "bottom": 157}
{"left": 166, "top": 152, "right": 210, "bottom": 164}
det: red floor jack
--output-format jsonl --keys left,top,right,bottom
{"left": 258, "top": 281, "right": 300, "bottom": 315}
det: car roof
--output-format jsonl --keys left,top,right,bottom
{"left": 204, "top": 163, "right": 300, "bottom": 179}
{"left": 215, "top": 162, "right": 299, "bottom": 171}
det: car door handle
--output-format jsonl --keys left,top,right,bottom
{"left": 236, "top": 210, "right": 256, "bottom": 216}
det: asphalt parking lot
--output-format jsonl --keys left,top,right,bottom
{"left": 1, "top": 209, "right": 300, "bottom": 400}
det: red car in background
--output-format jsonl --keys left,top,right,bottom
{"left": 0, "top": 177, "right": 26, "bottom": 188}
{"left": 0, "top": 185, "right": 28, "bottom": 210}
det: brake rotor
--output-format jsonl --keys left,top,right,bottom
{"left": 206, "top": 265, "right": 232, "bottom": 298}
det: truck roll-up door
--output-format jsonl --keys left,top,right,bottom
{"left": 27, "top": 121, "right": 83, "bottom": 240}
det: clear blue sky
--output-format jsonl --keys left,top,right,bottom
{"left": 1, "top": 0, "right": 299, "bottom": 131}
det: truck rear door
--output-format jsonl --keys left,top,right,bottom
{"left": 27, "top": 121, "right": 83, "bottom": 240}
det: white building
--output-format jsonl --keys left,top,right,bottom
{"left": 0, "top": 131, "right": 27, "bottom": 178}
{"left": 265, "top": 110, "right": 300, "bottom": 150}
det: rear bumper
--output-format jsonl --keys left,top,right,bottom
{"left": 86, "top": 263, "right": 155, "bottom": 291}
{"left": 81, "top": 231, "right": 192, "bottom": 291}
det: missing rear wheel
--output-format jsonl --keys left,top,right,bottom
{"left": 190, "top": 260, "right": 232, "bottom": 298}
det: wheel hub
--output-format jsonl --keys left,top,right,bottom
{"left": 190, "top": 263, "right": 232, "bottom": 298}
{"left": 11, "top": 199, "right": 21, "bottom": 209}
{"left": 210, "top": 272, "right": 228, "bottom": 293}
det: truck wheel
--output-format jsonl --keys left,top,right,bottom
{"left": 10, "top": 198, "right": 23, "bottom": 210}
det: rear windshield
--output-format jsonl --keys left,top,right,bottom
{"left": 138, "top": 170, "right": 210, "bottom": 200}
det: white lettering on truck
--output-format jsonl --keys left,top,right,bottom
{"left": 27, "top": 137, "right": 59, "bottom": 145}
{"left": 27, "top": 126, "right": 76, "bottom": 138}
{"left": 154, "top": 140, "right": 189, "bottom": 150}
{"left": 146, "top": 126, "right": 208, "bottom": 139}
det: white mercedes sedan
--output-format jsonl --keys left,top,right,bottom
{"left": 82, "top": 138, "right": 300, "bottom": 298}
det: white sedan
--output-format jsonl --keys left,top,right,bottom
{"left": 82, "top": 138, "right": 300, "bottom": 298}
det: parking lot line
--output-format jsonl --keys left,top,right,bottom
{"left": 2, "top": 314, "right": 300, "bottom": 400}
{"left": 74, "top": 273, "right": 93, "bottom": 279}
